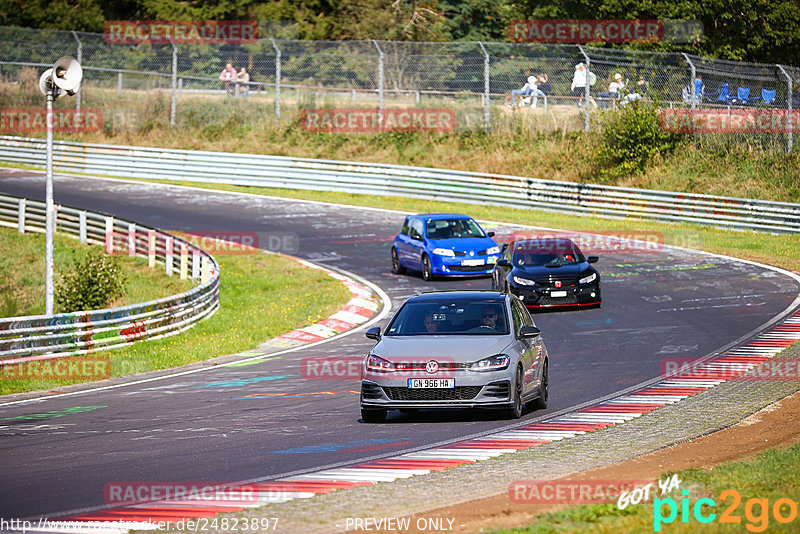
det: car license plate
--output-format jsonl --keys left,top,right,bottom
{"left": 551, "top": 290, "right": 568, "bottom": 298}
{"left": 408, "top": 379, "right": 455, "bottom": 389}
{"left": 462, "top": 259, "right": 484, "bottom": 266}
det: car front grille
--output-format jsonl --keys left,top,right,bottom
{"left": 533, "top": 275, "right": 579, "bottom": 288}
{"left": 533, "top": 293, "right": 579, "bottom": 306}
{"left": 449, "top": 264, "right": 491, "bottom": 272}
{"left": 383, "top": 386, "right": 483, "bottom": 401}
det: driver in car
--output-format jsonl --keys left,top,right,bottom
{"left": 479, "top": 307, "right": 499, "bottom": 330}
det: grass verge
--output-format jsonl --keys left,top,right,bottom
{"left": 490, "top": 443, "right": 800, "bottom": 533}
{"left": 0, "top": 231, "right": 352, "bottom": 395}
{"left": 0, "top": 226, "right": 194, "bottom": 317}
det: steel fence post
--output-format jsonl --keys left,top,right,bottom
{"left": 166, "top": 236, "right": 174, "bottom": 276}
{"left": 104, "top": 217, "right": 114, "bottom": 254}
{"left": 478, "top": 42, "right": 490, "bottom": 131}
{"left": 180, "top": 243, "right": 188, "bottom": 279}
{"left": 117, "top": 71, "right": 122, "bottom": 96}
{"left": 777, "top": 64, "right": 793, "bottom": 153}
{"left": 17, "top": 198, "right": 25, "bottom": 234}
{"left": 270, "top": 38, "right": 281, "bottom": 122}
{"left": 72, "top": 31, "right": 82, "bottom": 119}
{"left": 578, "top": 46, "right": 590, "bottom": 132}
{"left": 372, "top": 40, "right": 384, "bottom": 123}
{"left": 148, "top": 229, "right": 156, "bottom": 267}
{"left": 128, "top": 222, "right": 136, "bottom": 256}
{"left": 79, "top": 211, "right": 87, "bottom": 244}
{"left": 682, "top": 53, "right": 696, "bottom": 110}
{"left": 170, "top": 40, "right": 177, "bottom": 127}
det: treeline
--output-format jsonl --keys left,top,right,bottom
{"left": 2, "top": 0, "right": 798, "bottom": 65}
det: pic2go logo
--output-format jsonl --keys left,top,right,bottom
{"left": 654, "top": 489, "right": 799, "bottom": 532}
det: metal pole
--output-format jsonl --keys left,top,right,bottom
{"left": 578, "top": 46, "right": 590, "bottom": 132}
{"left": 777, "top": 64, "right": 793, "bottom": 153}
{"left": 478, "top": 42, "right": 490, "bottom": 131}
{"left": 170, "top": 40, "right": 177, "bottom": 127}
{"left": 117, "top": 71, "right": 122, "bottom": 96}
{"left": 72, "top": 31, "right": 82, "bottom": 119}
{"left": 372, "top": 40, "right": 384, "bottom": 124}
{"left": 682, "top": 53, "right": 697, "bottom": 110}
{"left": 270, "top": 38, "right": 281, "bottom": 122}
{"left": 45, "top": 85, "right": 55, "bottom": 315}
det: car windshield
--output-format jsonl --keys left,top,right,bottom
{"left": 426, "top": 218, "right": 486, "bottom": 240}
{"left": 512, "top": 240, "right": 585, "bottom": 266}
{"left": 385, "top": 300, "right": 509, "bottom": 336}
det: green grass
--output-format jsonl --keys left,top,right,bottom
{"left": 0, "top": 226, "right": 194, "bottom": 317}
{"left": 0, "top": 231, "right": 352, "bottom": 395}
{"left": 490, "top": 444, "right": 800, "bottom": 533}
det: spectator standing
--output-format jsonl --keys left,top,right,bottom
{"left": 237, "top": 68, "right": 250, "bottom": 100}
{"left": 571, "top": 63, "right": 597, "bottom": 108}
{"left": 219, "top": 63, "right": 237, "bottom": 96}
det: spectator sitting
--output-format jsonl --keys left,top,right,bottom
{"left": 236, "top": 67, "right": 250, "bottom": 100}
{"left": 530, "top": 74, "right": 549, "bottom": 108}
{"left": 510, "top": 74, "right": 537, "bottom": 107}
{"left": 621, "top": 77, "right": 647, "bottom": 106}
{"left": 219, "top": 63, "right": 237, "bottom": 96}
{"left": 597, "top": 73, "right": 625, "bottom": 108}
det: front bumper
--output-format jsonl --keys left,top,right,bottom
{"left": 509, "top": 282, "right": 601, "bottom": 308}
{"left": 360, "top": 378, "right": 513, "bottom": 410}
{"left": 429, "top": 254, "right": 499, "bottom": 276}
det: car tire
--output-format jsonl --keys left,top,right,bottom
{"left": 421, "top": 254, "right": 434, "bottom": 281}
{"left": 361, "top": 409, "right": 387, "bottom": 423}
{"left": 532, "top": 360, "right": 548, "bottom": 410}
{"left": 507, "top": 366, "right": 525, "bottom": 419}
{"left": 391, "top": 248, "right": 406, "bottom": 274}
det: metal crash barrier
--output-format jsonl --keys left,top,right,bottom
{"left": 1, "top": 136, "right": 798, "bottom": 234}
{"left": 0, "top": 193, "right": 220, "bottom": 362}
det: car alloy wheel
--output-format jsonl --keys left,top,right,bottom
{"left": 532, "top": 360, "right": 548, "bottom": 410}
{"left": 422, "top": 254, "right": 434, "bottom": 281}
{"left": 391, "top": 247, "right": 406, "bottom": 274}
{"left": 507, "top": 365, "right": 524, "bottom": 419}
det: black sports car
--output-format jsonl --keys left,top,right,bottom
{"left": 491, "top": 237, "right": 601, "bottom": 309}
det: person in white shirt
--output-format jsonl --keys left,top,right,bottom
{"left": 571, "top": 63, "right": 597, "bottom": 108}
{"left": 598, "top": 73, "right": 625, "bottom": 107}
{"left": 511, "top": 75, "right": 537, "bottom": 107}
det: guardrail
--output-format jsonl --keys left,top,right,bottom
{"left": 0, "top": 193, "right": 220, "bottom": 363}
{"left": 1, "top": 136, "right": 799, "bottom": 233}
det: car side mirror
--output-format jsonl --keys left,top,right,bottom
{"left": 497, "top": 258, "right": 511, "bottom": 268}
{"left": 519, "top": 325, "right": 541, "bottom": 339}
{"left": 587, "top": 256, "right": 599, "bottom": 264}
{"left": 501, "top": 242, "right": 508, "bottom": 252}
{"left": 412, "top": 234, "right": 423, "bottom": 241}
{"left": 487, "top": 231, "right": 495, "bottom": 237}
{"left": 365, "top": 327, "right": 381, "bottom": 340}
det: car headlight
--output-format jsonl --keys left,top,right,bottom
{"left": 579, "top": 272, "right": 597, "bottom": 284}
{"left": 432, "top": 248, "right": 455, "bottom": 257}
{"left": 512, "top": 275, "right": 537, "bottom": 286}
{"left": 366, "top": 354, "right": 395, "bottom": 372}
{"left": 485, "top": 246, "right": 500, "bottom": 255}
{"left": 469, "top": 354, "right": 510, "bottom": 372}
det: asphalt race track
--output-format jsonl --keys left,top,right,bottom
{"left": 1, "top": 169, "right": 798, "bottom": 520}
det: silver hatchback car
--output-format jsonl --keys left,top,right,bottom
{"left": 360, "top": 290, "right": 549, "bottom": 423}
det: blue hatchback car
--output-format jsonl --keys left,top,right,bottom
{"left": 391, "top": 214, "right": 501, "bottom": 280}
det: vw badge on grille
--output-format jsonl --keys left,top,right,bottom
{"left": 426, "top": 360, "right": 439, "bottom": 374}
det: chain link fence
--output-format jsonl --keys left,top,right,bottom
{"left": 0, "top": 25, "right": 795, "bottom": 151}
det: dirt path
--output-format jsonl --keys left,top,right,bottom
{"left": 394, "top": 389, "right": 800, "bottom": 533}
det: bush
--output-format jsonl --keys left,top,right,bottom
{"left": 55, "top": 248, "right": 127, "bottom": 312}
{"left": 597, "top": 103, "right": 685, "bottom": 180}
